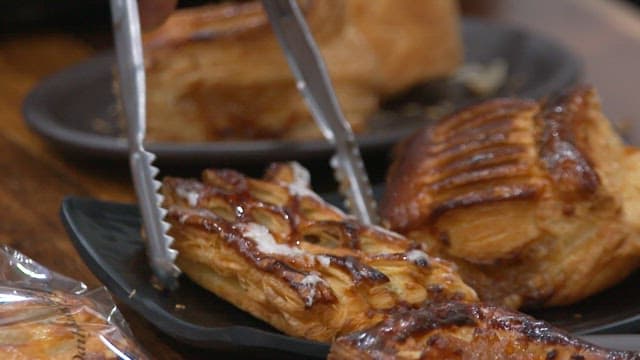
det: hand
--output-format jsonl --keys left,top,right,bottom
{"left": 138, "top": 0, "right": 178, "bottom": 31}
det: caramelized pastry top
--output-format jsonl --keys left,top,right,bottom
{"left": 382, "top": 86, "right": 610, "bottom": 231}
{"left": 162, "top": 163, "right": 477, "bottom": 341}
{"left": 382, "top": 97, "right": 544, "bottom": 231}
{"left": 538, "top": 86, "right": 601, "bottom": 197}
{"left": 330, "top": 301, "right": 640, "bottom": 360}
{"left": 381, "top": 85, "right": 640, "bottom": 309}
{"left": 164, "top": 163, "right": 476, "bottom": 309}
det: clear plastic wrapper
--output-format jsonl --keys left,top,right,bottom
{"left": 0, "top": 245, "right": 149, "bottom": 359}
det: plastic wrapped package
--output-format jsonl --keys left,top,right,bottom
{"left": 0, "top": 245, "right": 149, "bottom": 359}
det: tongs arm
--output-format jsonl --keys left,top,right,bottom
{"left": 262, "top": 0, "right": 379, "bottom": 225}
{"left": 110, "top": 0, "right": 180, "bottom": 290}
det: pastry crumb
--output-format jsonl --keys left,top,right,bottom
{"left": 454, "top": 59, "right": 508, "bottom": 96}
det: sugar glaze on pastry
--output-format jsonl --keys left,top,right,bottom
{"left": 142, "top": 0, "right": 462, "bottom": 141}
{"left": 162, "top": 162, "right": 476, "bottom": 341}
{"left": 329, "top": 301, "right": 640, "bottom": 360}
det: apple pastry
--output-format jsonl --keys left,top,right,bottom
{"left": 329, "top": 300, "right": 640, "bottom": 359}
{"left": 142, "top": 0, "right": 462, "bottom": 141}
{"left": 161, "top": 162, "right": 476, "bottom": 342}
{"left": 381, "top": 85, "right": 640, "bottom": 309}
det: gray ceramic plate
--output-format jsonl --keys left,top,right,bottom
{"left": 25, "top": 18, "right": 580, "bottom": 165}
{"left": 61, "top": 195, "right": 640, "bottom": 358}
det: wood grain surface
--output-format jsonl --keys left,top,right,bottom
{"left": 1, "top": 0, "right": 639, "bottom": 358}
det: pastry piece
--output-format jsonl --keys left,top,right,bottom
{"left": 345, "top": 0, "right": 462, "bottom": 95}
{"left": 0, "top": 288, "right": 148, "bottom": 360}
{"left": 329, "top": 301, "right": 640, "bottom": 360}
{"left": 142, "top": 0, "right": 461, "bottom": 141}
{"left": 381, "top": 85, "right": 640, "bottom": 309}
{"left": 162, "top": 162, "right": 476, "bottom": 342}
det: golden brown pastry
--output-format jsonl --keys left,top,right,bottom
{"left": 0, "top": 288, "right": 148, "bottom": 359}
{"left": 142, "top": 0, "right": 462, "bottom": 141}
{"left": 329, "top": 301, "right": 640, "bottom": 360}
{"left": 161, "top": 162, "right": 476, "bottom": 342}
{"left": 381, "top": 85, "right": 640, "bottom": 309}
{"left": 345, "top": 0, "right": 462, "bottom": 95}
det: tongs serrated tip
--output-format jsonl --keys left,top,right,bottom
{"left": 330, "top": 154, "right": 378, "bottom": 224}
{"left": 110, "top": 0, "right": 180, "bottom": 290}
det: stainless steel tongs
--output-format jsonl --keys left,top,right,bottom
{"left": 110, "top": 0, "right": 180, "bottom": 290}
{"left": 110, "top": 0, "right": 378, "bottom": 290}
{"left": 262, "top": 0, "right": 379, "bottom": 225}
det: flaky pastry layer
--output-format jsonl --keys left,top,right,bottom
{"left": 382, "top": 86, "right": 640, "bottom": 309}
{"left": 162, "top": 162, "right": 476, "bottom": 342}
{"left": 142, "top": 0, "right": 462, "bottom": 141}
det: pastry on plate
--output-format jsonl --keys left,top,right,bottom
{"left": 161, "top": 162, "right": 476, "bottom": 342}
{"left": 0, "top": 288, "right": 148, "bottom": 360}
{"left": 381, "top": 85, "right": 640, "bottom": 309}
{"left": 329, "top": 300, "right": 640, "bottom": 359}
{"left": 142, "top": 0, "right": 462, "bottom": 141}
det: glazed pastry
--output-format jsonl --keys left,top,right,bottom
{"left": 329, "top": 301, "right": 640, "bottom": 360}
{"left": 161, "top": 162, "right": 476, "bottom": 342}
{"left": 381, "top": 85, "right": 640, "bottom": 309}
{"left": 0, "top": 288, "right": 148, "bottom": 360}
{"left": 142, "top": 0, "right": 461, "bottom": 141}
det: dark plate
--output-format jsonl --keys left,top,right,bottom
{"left": 25, "top": 18, "right": 580, "bottom": 165}
{"left": 61, "top": 195, "right": 640, "bottom": 357}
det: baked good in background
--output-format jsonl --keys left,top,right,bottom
{"left": 161, "top": 162, "right": 476, "bottom": 342}
{"left": 381, "top": 85, "right": 640, "bottom": 309}
{"left": 0, "top": 288, "right": 149, "bottom": 360}
{"left": 329, "top": 301, "right": 640, "bottom": 359}
{"left": 142, "top": 0, "right": 462, "bottom": 141}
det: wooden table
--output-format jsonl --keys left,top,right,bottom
{"left": 1, "top": 0, "right": 639, "bottom": 358}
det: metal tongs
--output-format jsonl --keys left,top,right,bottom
{"left": 109, "top": 0, "right": 377, "bottom": 290}
{"left": 262, "top": 0, "right": 379, "bottom": 225}
{"left": 110, "top": 0, "right": 180, "bottom": 290}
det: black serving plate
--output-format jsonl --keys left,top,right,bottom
{"left": 61, "top": 196, "right": 640, "bottom": 357}
{"left": 61, "top": 196, "right": 330, "bottom": 358}
{"left": 25, "top": 18, "right": 580, "bottom": 165}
